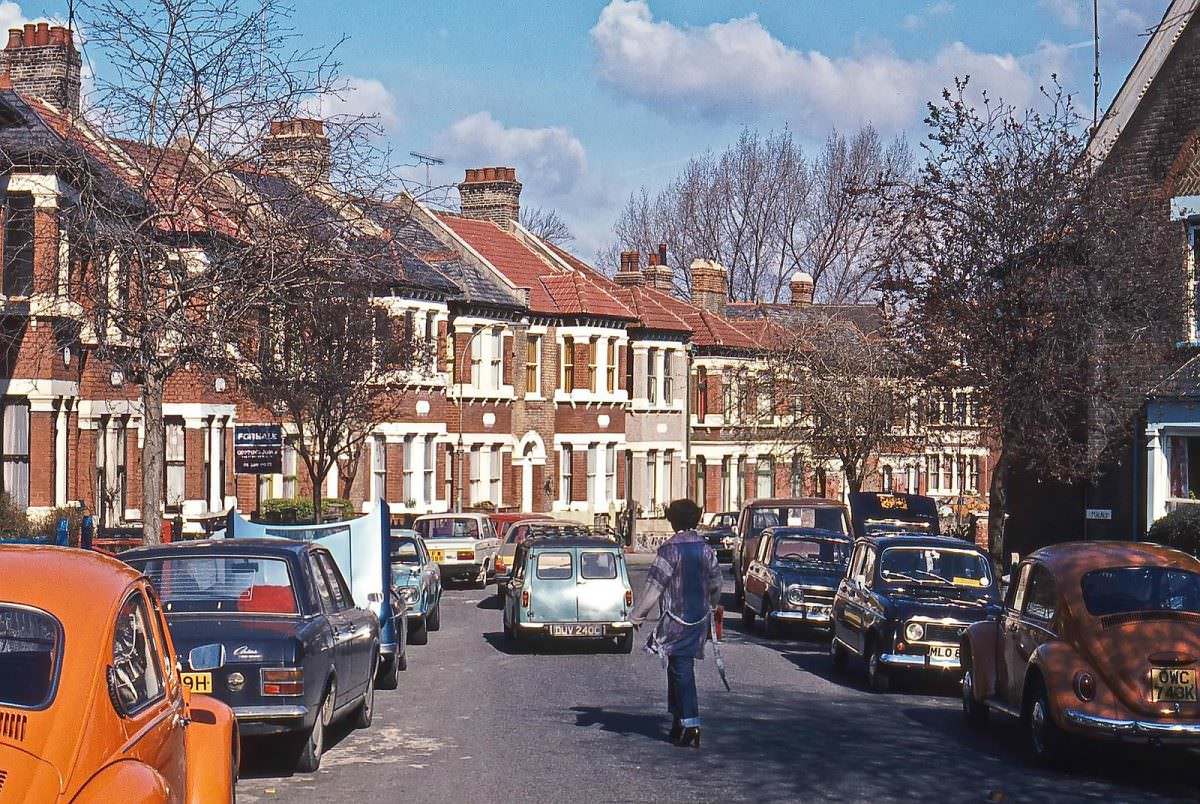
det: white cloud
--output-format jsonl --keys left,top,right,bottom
{"left": 436, "top": 111, "right": 588, "bottom": 197}
{"left": 306, "top": 75, "right": 401, "bottom": 130}
{"left": 903, "top": 1, "right": 955, "bottom": 31}
{"left": 0, "top": 2, "right": 33, "bottom": 31}
{"left": 1038, "top": 0, "right": 1160, "bottom": 55}
{"left": 590, "top": 0, "right": 1064, "bottom": 133}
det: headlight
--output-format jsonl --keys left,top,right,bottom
{"left": 399, "top": 587, "right": 419, "bottom": 603}
{"left": 785, "top": 585, "right": 804, "bottom": 607}
{"left": 904, "top": 621, "right": 925, "bottom": 642}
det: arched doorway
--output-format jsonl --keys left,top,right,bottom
{"left": 515, "top": 431, "right": 547, "bottom": 512}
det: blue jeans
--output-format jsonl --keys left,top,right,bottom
{"left": 667, "top": 654, "right": 700, "bottom": 728}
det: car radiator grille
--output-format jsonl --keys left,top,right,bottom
{"left": 0, "top": 711, "right": 26, "bottom": 742}
{"left": 800, "top": 588, "right": 835, "bottom": 605}
{"left": 922, "top": 623, "right": 967, "bottom": 644}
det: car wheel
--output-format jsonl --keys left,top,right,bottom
{"left": 830, "top": 637, "right": 847, "bottom": 674}
{"left": 617, "top": 631, "right": 634, "bottom": 654}
{"left": 960, "top": 652, "right": 989, "bottom": 729}
{"left": 427, "top": 598, "right": 442, "bottom": 632}
{"left": 354, "top": 657, "right": 376, "bottom": 729}
{"left": 376, "top": 654, "right": 399, "bottom": 690}
{"left": 397, "top": 646, "right": 408, "bottom": 672}
{"left": 866, "top": 640, "right": 890, "bottom": 693}
{"left": 741, "top": 601, "right": 756, "bottom": 630}
{"left": 294, "top": 682, "right": 334, "bottom": 773}
{"left": 410, "top": 616, "right": 429, "bottom": 646}
{"left": 474, "top": 566, "right": 488, "bottom": 590}
{"left": 1026, "top": 679, "right": 1069, "bottom": 766}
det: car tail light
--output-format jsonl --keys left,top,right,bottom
{"left": 1074, "top": 671, "right": 1096, "bottom": 702}
{"left": 457, "top": 550, "right": 474, "bottom": 561}
{"left": 625, "top": 590, "right": 633, "bottom": 607}
{"left": 495, "top": 557, "right": 508, "bottom": 572}
{"left": 522, "top": 589, "right": 530, "bottom": 608}
{"left": 261, "top": 668, "right": 304, "bottom": 696}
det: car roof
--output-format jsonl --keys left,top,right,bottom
{"left": 744, "top": 497, "right": 846, "bottom": 508}
{"left": 1028, "top": 540, "right": 1200, "bottom": 580}
{"left": 526, "top": 535, "right": 623, "bottom": 549}
{"left": 123, "top": 537, "right": 315, "bottom": 561}
{"left": 0, "top": 545, "right": 141, "bottom": 614}
{"left": 764, "top": 527, "right": 851, "bottom": 540}
{"left": 859, "top": 533, "right": 985, "bottom": 551}
{"left": 414, "top": 513, "right": 485, "bottom": 521}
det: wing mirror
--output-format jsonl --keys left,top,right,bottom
{"left": 188, "top": 643, "right": 226, "bottom": 672}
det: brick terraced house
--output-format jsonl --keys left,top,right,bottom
{"left": 0, "top": 23, "right": 991, "bottom": 536}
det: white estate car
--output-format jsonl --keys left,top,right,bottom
{"left": 412, "top": 513, "right": 501, "bottom": 588}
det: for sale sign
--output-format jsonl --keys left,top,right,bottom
{"left": 234, "top": 425, "right": 283, "bottom": 474}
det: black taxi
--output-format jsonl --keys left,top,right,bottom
{"left": 830, "top": 533, "right": 1001, "bottom": 692}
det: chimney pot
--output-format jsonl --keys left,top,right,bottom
{"left": 34, "top": 22, "right": 48, "bottom": 46}
{"left": 49, "top": 27, "right": 65, "bottom": 46}
{"left": 658, "top": 243, "right": 668, "bottom": 265}
{"left": 22, "top": 24, "right": 34, "bottom": 45}
{"left": 458, "top": 164, "right": 523, "bottom": 225}
{"left": 2, "top": 21, "right": 82, "bottom": 110}
{"left": 690, "top": 259, "right": 728, "bottom": 314}
{"left": 789, "top": 271, "right": 815, "bottom": 305}
{"left": 647, "top": 252, "right": 658, "bottom": 267}
{"left": 262, "top": 117, "right": 332, "bottom": 185}
{"left": 6, "top": 30, "right": 21, "bottom": 49}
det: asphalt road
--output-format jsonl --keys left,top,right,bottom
{"left": 236, "top": 560, "right": 1200, "bottom": 804}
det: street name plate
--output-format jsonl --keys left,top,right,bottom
{"left": 1085, "top": 509, "right": 1113, "bottom": 520}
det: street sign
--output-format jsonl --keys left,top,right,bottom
{"left": 1085, "top": 508, "right": 1113, "bottom": 521}
{"left": 234, "top": 425, "right": 283, "bottom": 474}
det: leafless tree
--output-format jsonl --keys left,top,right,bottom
{"left": 605, "top": 125, "right": 908, "bottom": 304}
{"left": 879, "top": 80, "right": 1177, "bottom": 557}
{"left": 520, "top": 206, "right": 574, "bottom": 246}
{"left": 52, "top": 0, "right": 394, "bottom": 542}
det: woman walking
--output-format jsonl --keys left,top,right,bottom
{"left": 631, "top": 499, "right": 723, "bottom": 747}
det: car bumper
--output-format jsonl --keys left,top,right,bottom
{"left": 769, "top": 607, "right": 833, "bottom": 625}
{"left": 439, "top": 562, "right": 482, "bottom": 578}
{"left": 880, "top": 652, "right": 961, "bottom": 670}
{"left": 233, "top": 704, "right": 309, "bottom": 736}
{"left": 517, "top": 621, "right": 634, "bottom": 637}
{"left": 1063, "top": 709, "right": 1200, "bottom": 742}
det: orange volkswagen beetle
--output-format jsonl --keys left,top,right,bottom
{"left": 961, "top": 541, "right": 1200, "bottom": 764}
{"left": 0, "top": 545, "right": 238, "bottom": 802}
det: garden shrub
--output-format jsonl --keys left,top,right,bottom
{"left": 1147, "top": 506, "right": 1200, "bottom": 557}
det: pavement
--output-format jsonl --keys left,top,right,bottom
{"left": 236, "top": 562, "right": 1200, "bottom": 804}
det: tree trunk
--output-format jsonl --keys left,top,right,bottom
{"left": 311, "top": 463, "right": 324, "bottom": 526}
{"left": 141, "top": 372, "right": 165, "bottom": 545}
{"left": 987, "top": 448, "right": 1009, "bottom": 565}
{"left": 843, "top": 460, "right": 863, "bottom": 494}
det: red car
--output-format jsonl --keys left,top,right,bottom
{"left": 961, "top": 541, "right": 1200, "bottom": 764}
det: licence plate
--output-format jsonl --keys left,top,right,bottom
{"left": 181, "top": 672, "right": 212, "bottom": 694}
{"left": 1151, "top": 667, "right": 1198, "bottom": 702}
{"left": 549, "top": 623, "right": 603, "bottom": 637}
{"left": 430, "top": 550, "right": 444, "bottom": 562}
{"left": 806, "top": 605, "right": 832, "bottom": 618}
{"left": 928, "top": 645, "right": 959, "bottom": 663}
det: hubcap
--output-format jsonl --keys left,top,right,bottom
{"left": 1031, "top": 699, "right": 1046, "bottom": 754}
{"left": 962, "top": 671, "right": 974, "bottom": 709}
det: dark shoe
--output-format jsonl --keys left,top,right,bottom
{"left": 674, "top": 727, "right": 701, "bottom": 748}
{"left": 668, "top": 722, "right": 683, "bottom": 742}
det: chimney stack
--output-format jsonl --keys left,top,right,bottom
{"left": 613, "top": 250, "right": 645, "bottom": 287}
{"left": 690, "top": 259, "right": 728, "bottom": 314}
{"left": 262, "top": 118, "right": 332, "bottom": 186}
{"left": 0, "top": 24, "right": 82, "bottom": 113}
{"left": 789, "top": 271, "right": 815, "bottom": 305}
{"left": 644, "top": 243, "right": 674, "bottom": 291}
{"left": 458, "top": 166, "right": 522, "bottom": 227}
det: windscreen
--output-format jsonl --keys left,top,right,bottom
{"left": 774, "top": 537, "right": 850, "bottom": 567}
{"left": 134, "top": 556, "right": 298, "bottom": 614}
{"left": 751, "top": 506, "right": 847, "bottom": 540}
{"left": 417, "top": 518, "right": 481, "bottom": 540}
{"left": 878, "top": 547, "right": 993, "bottom": 589}
{"left": 1081, "top": 567, "right": 1200, "bottom": 616}
{"left": 0, "top": 605, "right": 60, "bottom": 708}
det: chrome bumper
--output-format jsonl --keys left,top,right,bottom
{"left": 1064, "top": 709, "right": 1200, "bottom": 740}
{"left": 518, "top": 620, "right": 634, "bottom": 630}
{"left": 880, "top": 652, "right": 961, "bottom": 670}
{"left": 770, "top": 608, "right": 832, "bottom": 623}
{"left": 232, "top": 704, "right": 308, "bottom": 722}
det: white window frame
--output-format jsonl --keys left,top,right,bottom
{"left": 372, "top": 435, "right": 387, "bottom": 502}
{"left": 402, "top": 435, "right": 414, "bottom": 503}
{"left": 587, "top": 444, "right": 598, "bottom": 505}
{"left": 423, "top": 439, "right": 435, "bottom": 503}
{"left": 605, "top": 445, "right": 617, "bottom": 502}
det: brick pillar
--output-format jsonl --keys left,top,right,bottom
{"left": 32, "top": 207, "right": 59, "bottom": 296}
{"left": 705, "top": 464, "right": 720, "bottom": 513}
{"left": 76, "top": 426, "right": 95, "bottom": 507}
{"left": 26, "top": 410, "right": 52, "bottom": 508}
{"left": 501, "top": 450, "right": 513, "bottom": 508}
{"left": 386, "top": 441, "right": 403, "bottom": 504}
{"left": 126, "top": 424, "right": 143, "bottom": 512}
{"left": 571, "top": 448, "right": 587, "bottom": 503}
{"left": 184, "top": 428, "right": 204, "bottom": 501}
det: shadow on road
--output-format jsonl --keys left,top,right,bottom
{"left": 482, "top": 630, "right": 628, "bottom": 656}
{"left": 571, "top": 706, "right": 668, "bottom": 741}
{"left": 475, "top": 593, "right": 503, "bottom": 610}
{"left": 237, "top": 720, "right": 356, "bottom": 780}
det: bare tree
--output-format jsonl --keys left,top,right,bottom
{"left": 879, "top": 80, "right": 1176, "bottom": 557}
{"left": 520, "top": 206, "right": 574, "bottom": 246}
{"left": 606, "top": 125, "right": 908, "bottom": 304}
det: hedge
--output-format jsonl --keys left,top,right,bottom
{"left": 1147, "top": 506, "right": 1200, "bottom": 557}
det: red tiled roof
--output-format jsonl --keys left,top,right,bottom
{"left": 438, "top": 214, "right": 635, "bottom": 320}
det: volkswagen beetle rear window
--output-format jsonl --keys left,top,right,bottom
{"left": 1081, "top": 567, "right": 1200, "bottom": 616}
{"left": 0, "top": 605, "right": 61, "bottom": 708}
{"left": 133, "top": 556, "right": 298, "bottom": 614}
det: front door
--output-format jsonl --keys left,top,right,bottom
{"left": 310, "top": 554, "right": 354, "bottom": 706}
{"left": 744, "top": 534, "right": 772, "bottom": 614}
{"left": 999, "top": 563, "right": 1032, "bottom": 705}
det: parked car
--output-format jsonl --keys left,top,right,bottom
{"left": 734, "top": 497, "right": 851, "bottom": 603}
{"left": 413, "top": 513, "right": 501, "bottom": 587}
{"left": 830, "top": 533, "right": 1000, "bottom": 692}
{"left": 0, "top": 544, "right": 238, "bottom": 802}
{"left": 390, "top": 530, "right": 443, "bottom": 645}
{"left": 960, "top": 541, "right": 1200, "bottom": 764}
{"left": 124, "top": 539, "right": 381, "bottom": 773}
{"left": 849, "top": 491, "right": 940, "bottom": 538}
{"left": 503, "top": 535, "right": 635, "bottom": 652}
{"left": 496, "top": 519, "right": 590, "bottom": 601}
{"left": 489, "top": 512, "right": 548, "bottom": 542}
{"left": 700, "top": 511, "right": 739, "bottom": 561}
{"left": 740, "top": 527, "right": 852, "bottom": 638}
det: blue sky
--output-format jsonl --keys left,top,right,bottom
{"left": 12, "top": 0, "right": 1173, "bottom": 259}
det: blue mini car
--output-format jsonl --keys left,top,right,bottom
{"left": 390, "top": 530, "right": 443, "bottom": 645}
{"left": 503, "top": 535, "right": 635, "bottom": 652}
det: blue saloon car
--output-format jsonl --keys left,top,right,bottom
{"left": 390, "top": 530, "right": 443, "bottom": 645}
{"left": 124, "top": 539, "right": 381, "bottom": 773}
